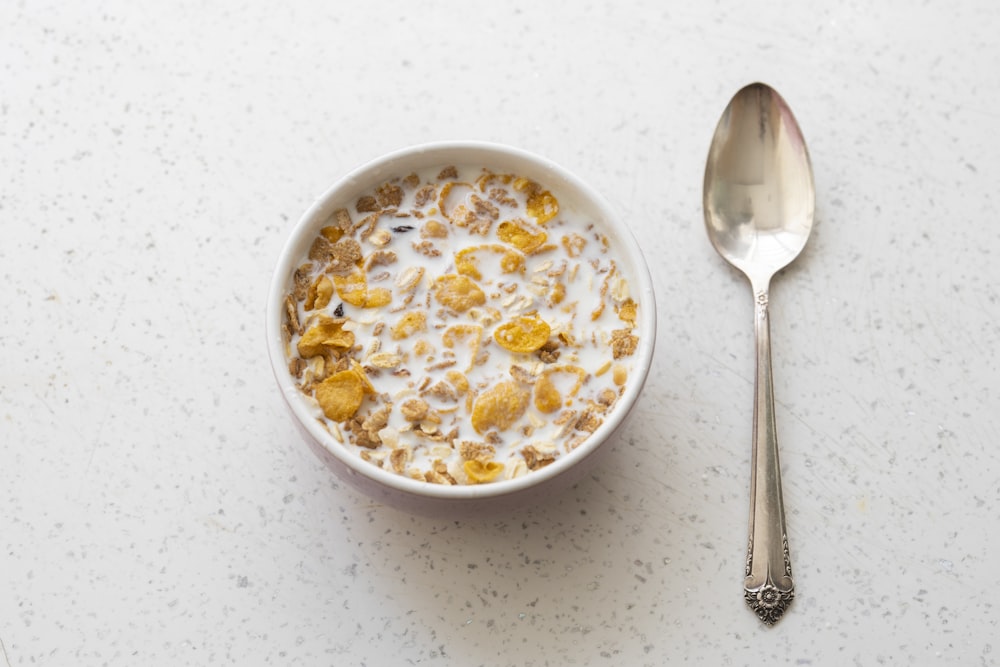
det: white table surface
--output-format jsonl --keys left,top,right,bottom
{"left": 3, "top": 1, "right": 999, "bottom": 664}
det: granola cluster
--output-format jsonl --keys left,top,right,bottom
{"left": 282, "top": 165, "right": 640, "bottom": 485}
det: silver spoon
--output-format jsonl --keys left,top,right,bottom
{"left": 703, "top": 82, "right": 815, "bottom": 625}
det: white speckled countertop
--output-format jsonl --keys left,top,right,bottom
{"left": 3, "top": 1, "right": 999, "bottom": 664}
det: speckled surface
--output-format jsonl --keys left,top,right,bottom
{"left": 2, "top": 1, "right": 999, "bottom": 664}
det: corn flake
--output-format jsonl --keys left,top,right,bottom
{"left": 534, "top": 365, "right": 588, "bottom": 413}
{"left": 333, "top": 271, "right": 369, "bottom": 307}
{"left": 421, "top": 220, "right": 449, "bottom": 239}
{"left": 297, "top": 316, "right": 355, "bottom": 358}
{"left": 314, "top": 369, "right": 366, "bottom": 421}
{"left": 455, "top": 244, "right": 525, "bottom": 280}
{"left": 493, "top": 314, "right": 551, "bottom": 353}
{"left": 497, "top": 219, "right": 548, "bottom": 254}
{"left": 533, "top": 374, "right": 562, "bottom": 413}
{"left": 617, "top": 298, "right": 638, "bottom": 326}
{"left": 364, "top": 287, "right": 392, "bottom": 308}
{"left": 304, "top": 275, "right": 334, "bottom": 311}
{"left": 471, "top": 381, "right": 530, "bottom": 433}
{"left": 445, "top": 369, "right": 470, "bottom": 394}
{"left": 391, "top": 310, "right": 427, "bottom": 340}
{"left": 442, "top": 324, "right": 483, "bottom": 371}
{"left": 526, "top": 191, "right": 558, "bottom": 224}
{"left": 463, "top": 459, "right": 504, "bottom": 484}
{"left": 437, "top": 181, "right": 474, "bottom": 220}
{"left": 432, "top": 274, "right": 486, "bottom": 312}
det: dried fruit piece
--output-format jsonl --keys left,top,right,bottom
{"left": 463, "top": 459, "right": 504, "bottom": 484}
{"left": 297, "top": 316, "right": 355, "bottom": 358}
{"left": 497, "top": 219, "right": 548, "bottom": 254}
{"left": 314, "top": 369, "right": 365, "bottom": 421}
{"left": 493, "top": 315, "right": 551, "bottom": 353}
{"left": 431, "top": 274, "right": 486, "bottom": 312}
{"left": 391, "top": 310, "right": 427, "bottom": 339}
{"left": 471, "top": 381, "right": 529, "bottom": 433}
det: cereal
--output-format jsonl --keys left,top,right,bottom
{"left": 314, "top": 368, "right": 366, "bottom": 421}
{"left": 471, "top": 381, "right": 530, "bottom": 433}
{"left": 297, "top": 316, "right": 354, "bottom": 358}
{"left": 463, "top": 459, "right": 505, "bottom": 484}
{"left": 284, "top": 165, "right": 640, "bottom": 484}
{"left": 493, "top": 314, "right": 551, "bottom": 353}
{"left": 533, "top": 365, "right": 586, "bottom": 413}
{"left": 455, "top": 244, "right": 524, "bottom": 280}
{"left": 391, "top": 310, "right": 426, "bottom": 340}
{"left": 400, "top": 398, "right": 430, "bottom": 421}
{"left": 497, "top": 219, "right": 548, "bottom": 254}
{"left": 432, "top": 274, "right": 486, "bottom": 312}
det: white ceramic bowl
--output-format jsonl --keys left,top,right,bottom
{"left": 266, "top": 141, "right": 655, "bottom": 516}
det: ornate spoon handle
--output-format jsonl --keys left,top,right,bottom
{"left": 744, "top": 286, "right": 795, "bottom": 625}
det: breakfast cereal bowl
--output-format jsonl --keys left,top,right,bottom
{"left": 266, "top": 141, "right": 655, "bottom": 515}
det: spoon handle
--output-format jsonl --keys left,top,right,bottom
{"left": 744, "top": 286, "right": 795, "bottom": 625}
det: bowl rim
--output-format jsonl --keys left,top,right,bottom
{"left": 266, "top": 139, "right": 656, "bottom": 500}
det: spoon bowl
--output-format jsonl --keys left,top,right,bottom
{"left": 703, "top": 82, "right": 815, "bottom": 625}
{"left": 704, "top": 83, "right": 815, "bottom": 287}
